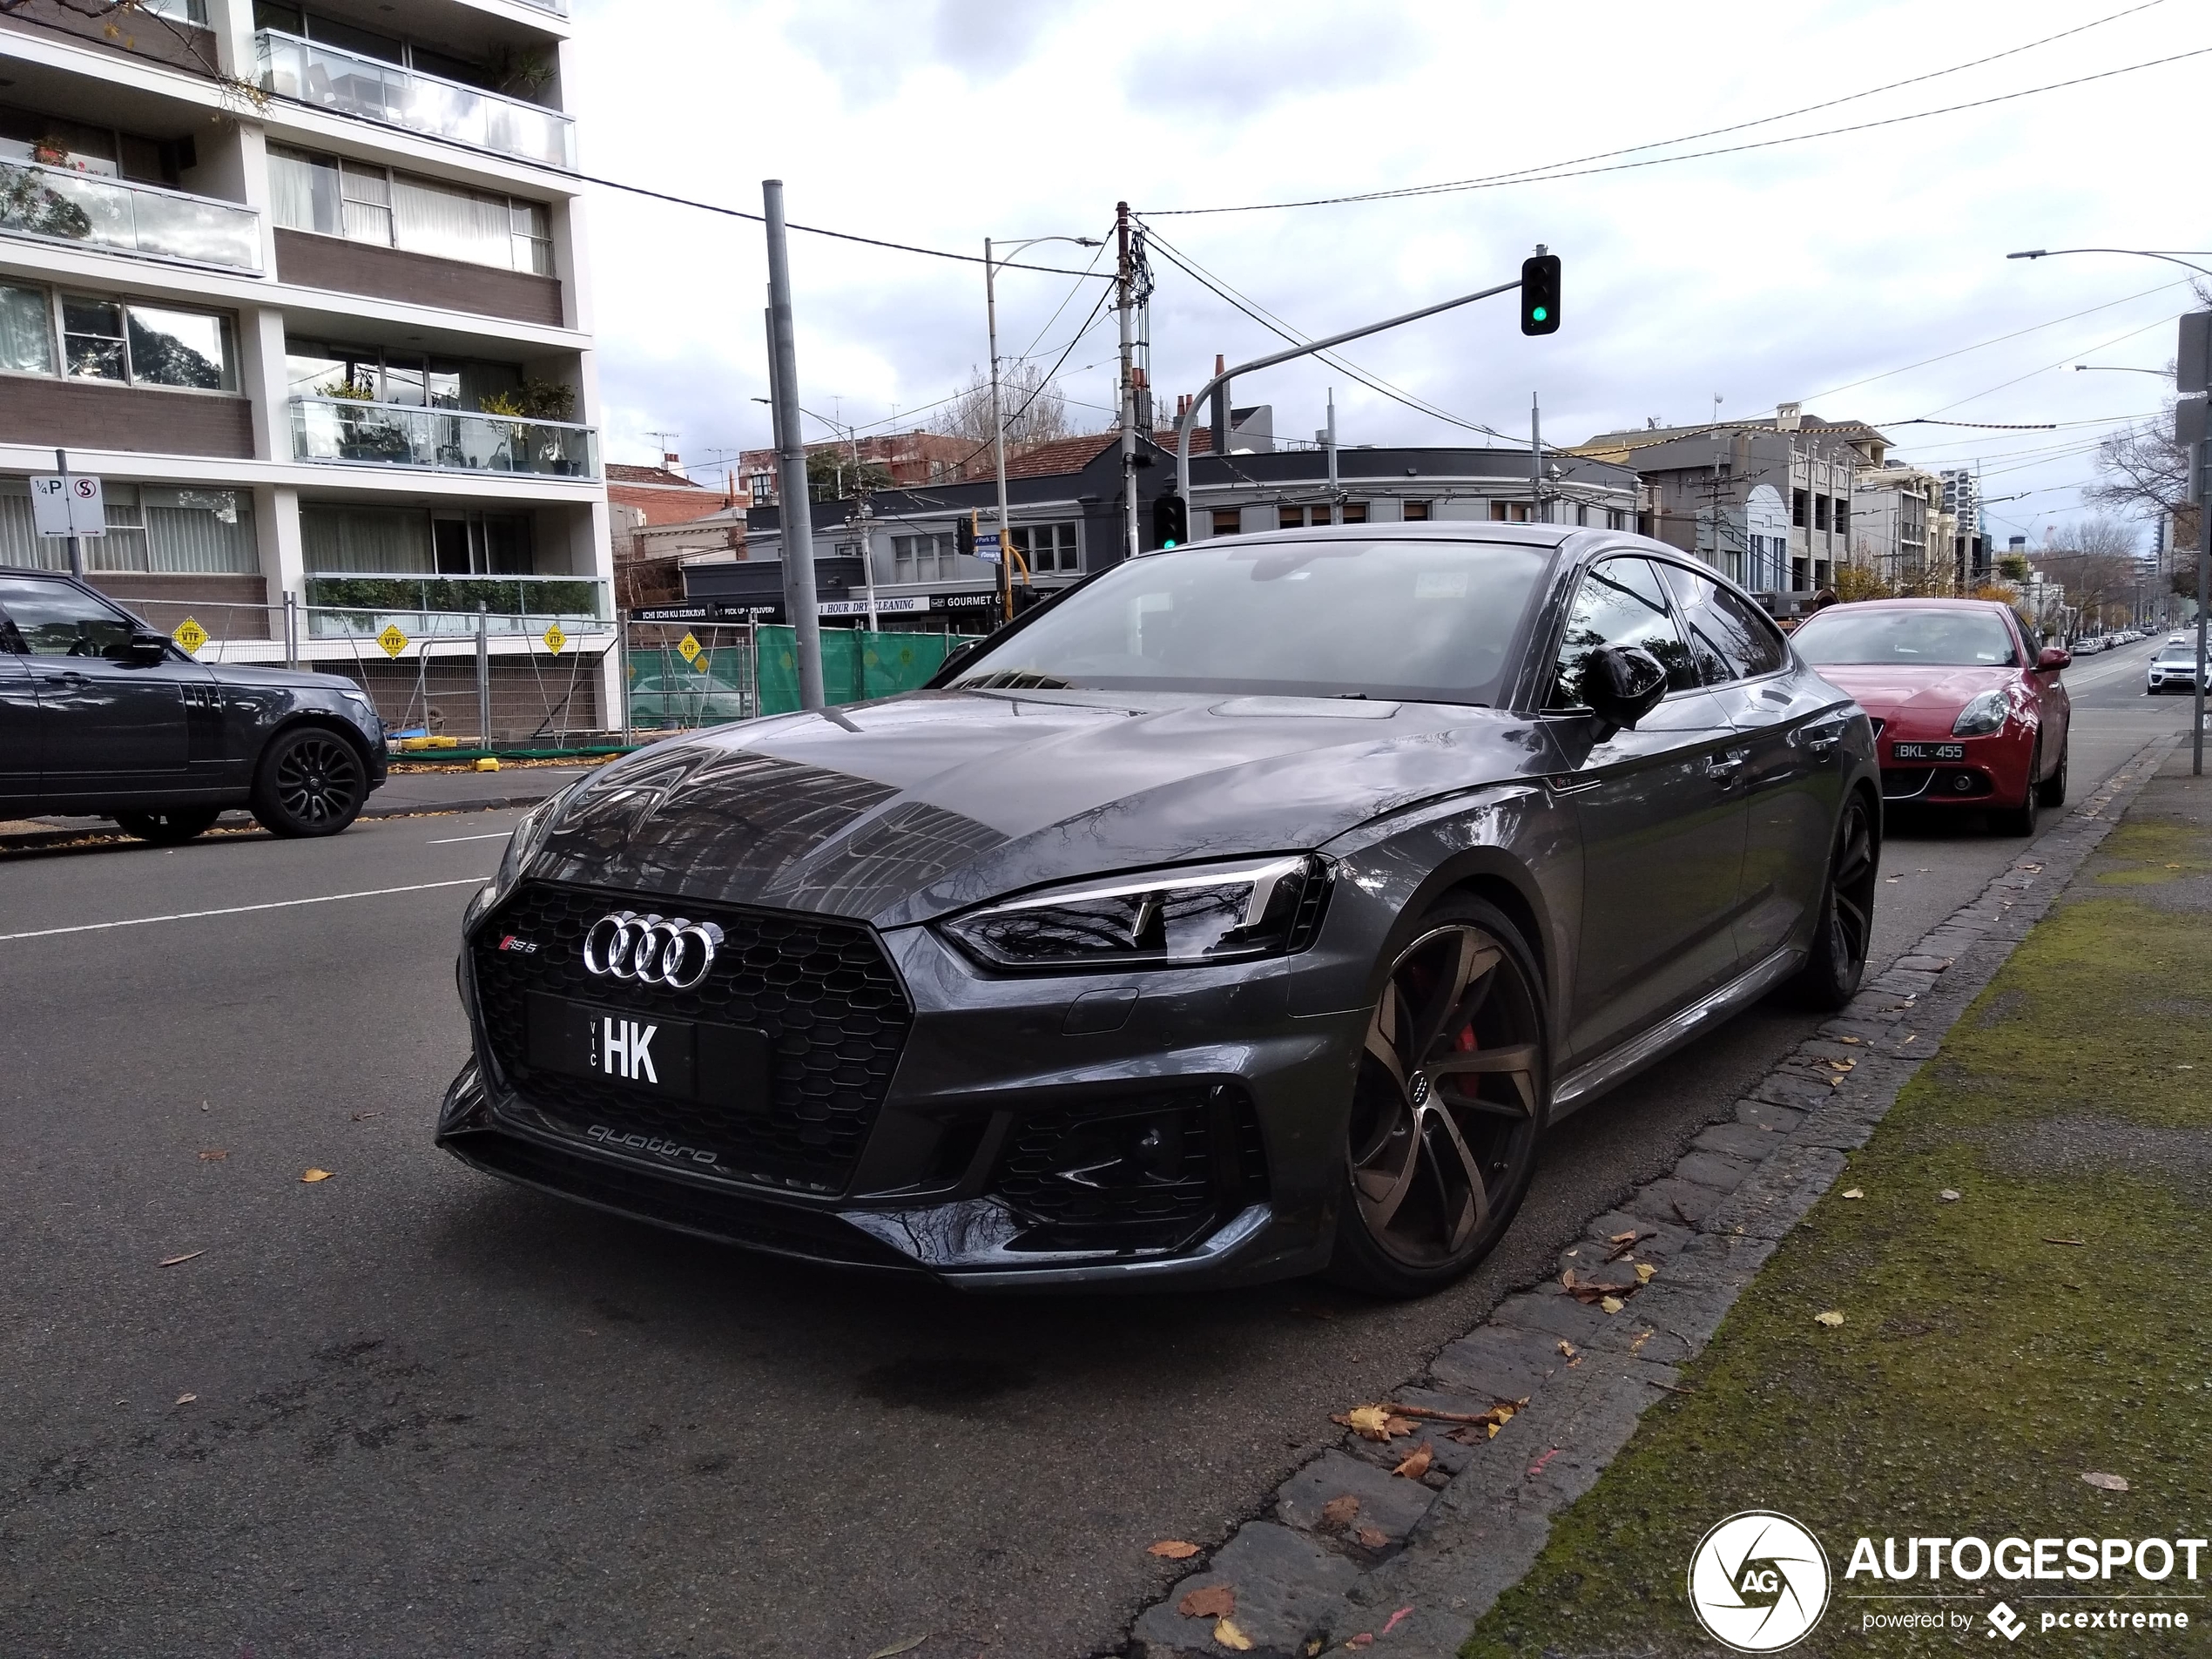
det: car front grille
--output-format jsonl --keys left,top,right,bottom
{"left": 471, "top": 881, "right": 912, "bottom": 1194}
{"left": 988, "top": 1084, "right": 1270, "bottom": 1252}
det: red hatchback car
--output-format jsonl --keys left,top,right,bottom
{"left": 1789, "top": 598, "right": 2070, "bottom": 835}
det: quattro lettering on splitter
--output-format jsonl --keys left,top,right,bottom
{"left": 585, "top": 1123, "right": 718, "bottom": 1167}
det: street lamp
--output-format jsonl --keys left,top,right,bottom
{"left": 2072, "top": 364, "right": 2175, "bottom": 376}
{"left": 984, "top": 233, "right": 1101, "bottom": 620}
{"left": 2008, "top": 247, "right": 2212, "bottom": 280}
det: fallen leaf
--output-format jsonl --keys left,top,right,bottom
{"left": 1332, "top": 1405, "right": 1415, "bottom": 1440}
{"left": 1604, "top": 1230, "right": 1649, "bottom": 1262}
{"left": 866, "top": 1640, "right": 927, "bottom": 1659}
{"left": 1608, "top": 1229, "right": 1638, "bottom": 1244}
{"left": 1563, "top": 1247, "right": 1578, "bottom": 1258}
{"left": 1147, "top": 1540, "right": 1201, "bottom": 1560}
{"left": 1939, "top": 1189, "right": 1960, "bottom": 1202}
{"left": 1214, "top": 1615, "right": 1254, "bottom": 1650}
{"left": 1556, "top": 1340, "right": 1577, "bottom": 1359}
{"left": 1380, "top": 1607, "right": 1414, "bottom": 1636}
{"left": 198, "top": 1150, "right": 227, "bottom": 1162}
{"left": 351, "top": 1110, "right": 384, "bottom": 1122}
{"left": 1179, "top": 1585, "right": 1235, "bottom": 1620}
{"left": 2082, "top": 1472, "right": 2130, "bottom": 1493}
{"left": 1600, "top": 1295, "right": 1624, "bottom": 1314}
{"left": 1354, "top": 1526, "right": 1391, "bottom": 1548}
{"left": 1842, "top": 1188, "right": 1864, "bottom": 1199}
{"left": 1392, "top": 1441, "right": 1433, "bottom": 1480}
{"left": 174, "top": 1393, "right": 196, "bottom": 1405}
{"left": 1634, "top": 1262, "right": 1657, "bottom": 1285}
{"left": 1629, "top": 1329, "right": 1653, "bottom": 1354}
{"left": 1815, "top": 1311, "right": 1845, "bottom": 1327}
{"left": 1838, "top": 1035, "right": 1863, "bottom": 1044}
{"left": 1346, "top": 1636, "right": 1374, "bottom": 1651}
{"left": 158, "top": 1251, "right": 205, "bottom": 1267}
{"left": 1319, "top": 1494, "right": 1360, "bottom": 1529}
{"left": 301, "top": 1168, "right": 333, "bottom": 1184}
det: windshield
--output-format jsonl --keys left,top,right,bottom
{"left": 946, "top": 538, "right": 1545, "bottom": 704}
{"left": 1792, "top": 607, "right": 2018, "bottom": 668}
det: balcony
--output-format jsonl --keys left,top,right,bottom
{"left": 0, "top": 160, "right": 262, "bottom": 272}
{"left": 300, "top": 573, "right": 608, "bottom": 639}
{"left": 511, "top": 0, "right": 569, "bottom": 13}
{"left": 290, "top": 396, "right": 598, "bottom": 481}
{"left": 255, "top": 30, "right": 576, "bottom": 170}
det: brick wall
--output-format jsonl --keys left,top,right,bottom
{"left": 274, "top": 230, "right": 565, "bottom": 327}
{"left": 0, "top": 380, "right": 253, "bottom": 458}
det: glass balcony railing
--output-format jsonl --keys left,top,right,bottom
{"left": 300, "top": 574, "right": 609, "bottom": 639}
{"left": 290, "top": 397, "right": 598, "bottom": 481}
{"left": 0, "top": 159, "right": 262, "bottom": 272}
{"left": 255, "top": 30, "right": 575, "bottom": 169}
{"left": 511, "top": 0, "right": 569, "bottom": 13}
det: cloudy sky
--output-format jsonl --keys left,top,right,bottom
{"left": 567, "top": 0, "right": 2202, "bottom": 550}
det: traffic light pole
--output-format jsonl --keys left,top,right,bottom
{"left": 1170, "top": 276, "right": 1521, "bottom": 507}
{"left": 763, "top": 178, "right": 826, "bottom": 711}
{"left": 2196, "top": 436, "right": 2208, "bottom": 776}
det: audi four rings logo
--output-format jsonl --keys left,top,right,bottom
{"left": 581, "top": 911, "right": 723, "bottom": 989}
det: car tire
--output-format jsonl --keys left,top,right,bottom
{"left": 1990, "top": 736, "right": 2040, "bottom": 838}
{"left": 1786, "top": 790, "right": 1877, "bottom": 1011}
{"left": 2035, "top": 739, "right": 2068, "bottom": 808}
{"left": 250, "top": 725, "right": 368, "bottom": 839}
{"left": 114, "top": 808, "right": 219, "bottom": 845}
{"left": 1327, "top": 894, "right": 1549, "bottom": 1299}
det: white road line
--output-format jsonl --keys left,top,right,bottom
{"left": 428, "top": 832, "right": 513, "bottom": 844}
{"left": 0, "top": 876, "right": 490, "bottom": 942}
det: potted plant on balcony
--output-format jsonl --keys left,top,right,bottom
{"left": 321, "top": 378, "right": 411, "bottom": 463}
{"left": 477, "top": 380, "right": 578, "bottom": 474}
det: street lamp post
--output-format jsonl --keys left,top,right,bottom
{"left": 982, "top": 233, "right": 1100, "bottom": 622}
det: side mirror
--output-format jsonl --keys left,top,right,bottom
{"left": 126, "top": 631, "right": 170, "bottom": 666}
{"left": 2035, "top": 646, "right": 2070, "bottom": 671}
{"left": 1584, "top": 644, "right": 1669, "bottom": 738}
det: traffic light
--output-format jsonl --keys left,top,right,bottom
{"left": 1521, "top": 251, "right": 1561, "bottom": 336}
{"left": 1152, "top": 489, "right": 1189, "bottom": 550}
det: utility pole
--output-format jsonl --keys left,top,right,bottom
{"left": 987, "top": 236, "right": 1014, "bottom": 622}
{"left": 762, "top": 179, "right": 824, "bottom": 711}
{"left": 1323, "top": 388, "right": 1338, "bottom": 502}
{"left": 56, "top": 447, "right": 82, "bottom": 577}
{"left": 2195, "top": 435, "right": 2209, "bottom": 776}
{"left": 1530, "top": 394, "right": 1543, "bottom": 521}
{"left": 1117, "top": 201, "right": 1138, "bottom": 563}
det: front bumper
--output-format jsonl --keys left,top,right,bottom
{"left": 1878, "top": 726, "right": 2032, "bottom": 806}
{"left": 436, "top": 880, "right": 1366, "bottom": 1291}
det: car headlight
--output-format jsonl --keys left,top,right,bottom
{"left": 467, "top": 789, "right": 569, "bottom": 928}
{"left": 1952, "top": 689, "right": 2008, "bottom": 737}
{"left": 339, "top": 687, "right": 381, "bottom": 731}
{"left": 940, "top": 854, "right": 1331, "bottom": 973}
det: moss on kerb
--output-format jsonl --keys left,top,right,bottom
{"left": 1460, "top": 817, "right": 2212, "bottom": 1657}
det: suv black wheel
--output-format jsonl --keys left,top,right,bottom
{"left": 1788, "top": 791, "right": 1877, "bottom": 1010}
{"left": 251, "top": 726, "right": 368, "bottom": 838}
{"left": 1329, "top": 894, "right": 1548, "bottom": 1298}
{"left": 114, "top": 808, "right": 219, "bottom": 845}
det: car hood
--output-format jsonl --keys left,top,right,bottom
{"left": 529, "top": 689, "right": 1552, "bottom": 926}
{"left": 1804, "top": 663, "right": 2013, "bottom": 720}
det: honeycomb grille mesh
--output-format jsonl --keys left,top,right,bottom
{"left": 472, "top": 882, "right": 912, "bottom": 1193}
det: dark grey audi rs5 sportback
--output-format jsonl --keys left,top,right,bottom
{"left": 439, "top": 524, "right": 1879, "bottom": 1296}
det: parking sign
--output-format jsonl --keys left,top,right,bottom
{"left": 30, "top": 473, "right": 105, "bottom": 536}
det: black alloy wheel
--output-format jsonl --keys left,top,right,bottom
{"left": 1789, "top": 790, "right": 1878, "bottom": 1010}
{"left": 113, "top": 808, "right": 219, "bottom": 845}
{"left": 1331, "top": 895, "right": 1548, "bottom": 1298}
{"left": 251, "top": 726, "right": 368, "bottom": 839}
{"left": 1990, "top": 735, "right": 2040, "bottom": 838}
{"left": 2036, "top": 739, "right": 2069, "bottom": 808}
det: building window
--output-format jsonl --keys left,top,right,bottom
{"left": 1833, "top": 497, "right": 1849, "bottom": 536}
{"left": 1403, "top": 500, "right": 1431, "bottom": 522}
{"left": 891, "top": 531, "right": 960, "bottom": 583}
{"left": 285, "top": 338, "right": 521, "bottom": 409}
{"left": 1, "top": 481, "right": 254, "bottom": 574}
{"left": 1812, "top": 495, "right": 1830, "bottom": 532}
{"left": 269, "top": 144, "right": 555, "bottom": 276}
{"left": 747, "top": 473, "right": 773, "bottom": 505}
{"left": 1487, "top": 502, "right": 1508, "bottom": 522}
{"left": 1791, "top": 488, "right": 1808, "bottom": 529}
{"left": 1278, "top": 504, "right": 1303, "bottom": 529}
{"left": 301, "top": 503, "right": 531, "bottom": 574}
{"left": 1010, "top": 522, "right": 1078, "bottom": 575}
{"left": 1341, "top": 501, "right": 1366, "bottom": 524}
{"left": 11, "top": 287, "right": 237, "bottom": 391}
{"left": 1210, "top": 509, "right": 1242, "bottom": 536}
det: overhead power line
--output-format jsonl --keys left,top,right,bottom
{"left": 1143, "top": 38, "right": 2209, "bottom": 216}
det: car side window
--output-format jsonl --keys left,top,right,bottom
{"left": 1656, "top": 563, "right": 1787, "bottom": 684}
{"left": 1551, "top": 556, "right": 1697, "bottom": 708}
{"left": 0, "top": 577, "right": 139, "bottom": 660}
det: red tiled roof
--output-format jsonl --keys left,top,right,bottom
{"left": 991, "top": 427, "right": 1213, "bottom": 481}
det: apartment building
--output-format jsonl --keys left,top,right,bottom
{"left": 0, "top": 0, "right": 614, "bottom": 736}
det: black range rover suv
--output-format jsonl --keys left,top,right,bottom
{"left": 0, "top": 568, "right": 387, "bottom": 842}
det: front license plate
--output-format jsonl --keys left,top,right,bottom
{"left": 1892, "top": 742, "right": 1964, "bottom": 761}
{"left": 523, "top": 992, "right": 768, "bottom": 1107}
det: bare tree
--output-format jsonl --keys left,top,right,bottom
{"left": 943, "top": 362, "right": 1077, "bottom": 449}
{"left": 2086, "top": 278, "right": 2209, "bottom": 597}
{"left": 2037, "top": 513, "right": 2146, "bottom": 631}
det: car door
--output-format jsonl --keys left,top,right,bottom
{"left": 1659, "top": 562, "right": 1846, "bottom": 968}
{"left": 0, "top": 633, "right": 38, "bottom": 813}
{"left": 1548, "top": 554, "right": 1751, "bottom": 1067}
{"left": 0, "top": 574, "right": 204, "bottom": 798}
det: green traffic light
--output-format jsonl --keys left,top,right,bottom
{"left": 1532, "top": 306, "right": 1548, "bottom": 321}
